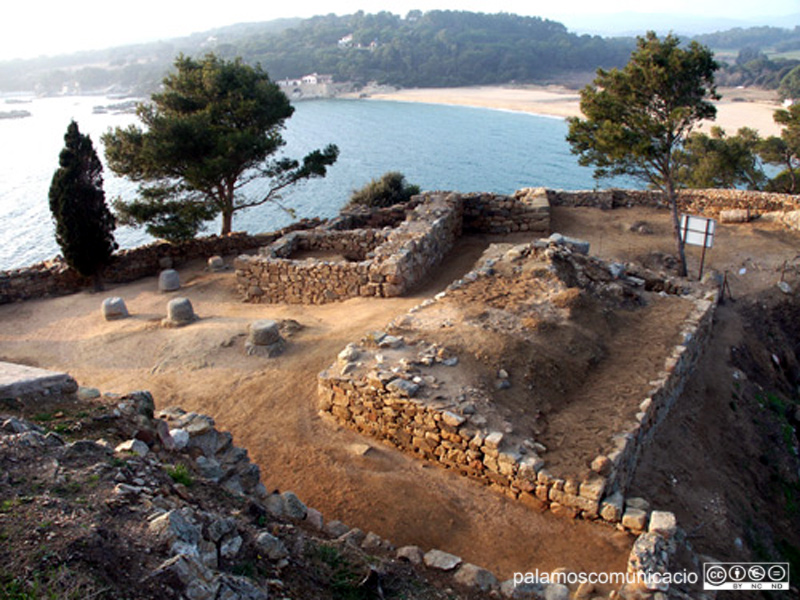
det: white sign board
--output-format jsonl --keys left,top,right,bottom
{"left": 680, "top": 214, "right": 716, "bottom": 248}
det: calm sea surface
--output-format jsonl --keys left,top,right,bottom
{"left": 0, "top": 96, "right": 632, "bottom": 270}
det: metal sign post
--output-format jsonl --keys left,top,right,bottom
{"left": 680, "top": 214, "right": 716, "bottom": 280}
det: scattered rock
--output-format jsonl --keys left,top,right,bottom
{"left": 348, "top": 443, "right": 372, "bottom": 456}
{"left": 77, "top": 386, "right": 101, "bottom": 400}
{"left": 453, "top": 563, "right": 498, "bottom": 591}
{"left": 397, "top": 545, "right": 424, "bottom": 565}
{"left": 423, "top": 549, "right": 462, "bottom": 571}
{"left": 115, "top": 439, "right": 149, "bottom": 457}
{"left": 544, "top": 583, "right": 570, "bottom": 600}
{"left": 255, "top": 531, "right": 289, "bottom": 560}
{"left": 338, "top": 527, "right": 366, "bottom": 547}
{"left": 338, "top": 343, "right": 360, "bottom": 363}
{"left": 2, "top": 417, "right": 29, "bottom": 434}
{"left": 170, "top": 428, "right": 190, "bottom": 450}
{"left": 281, "top": 491, "right": 307, "bottom": 520}
{"left": 323, "top": 520, "right": 350, "bottom": 538}
{"left": 778, "top": 281, "right": 792, "bottom": 294}
{"left": 386, "top": 378, "right": 419, "bottom": 397}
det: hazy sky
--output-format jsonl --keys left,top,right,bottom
{"left": 2, "top": 0, "right": 797, "bottom": 60}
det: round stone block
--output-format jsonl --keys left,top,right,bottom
{"left": 165, "top": 297, "right": 196, "bottom": 326}
{"left": 208, "top": 255, "right": 225, "bottom": 272}
{"left": 248, "top": 320, "right": 281, "bottom": 346}
{"left": 158, "top": 269, "right": 180, "bottom": 292}
{"left": 102, "top": 297, "right": 129, "bottom": 320}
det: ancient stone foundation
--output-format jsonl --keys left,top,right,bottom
{"left": 0, "top": 221, "right": 322, "bottom": 305}
{"left": 234, "top": 189, "right": 551, "bottom": 304}
{"left": 318, "top": 242, "right": 718, "bottom": 534}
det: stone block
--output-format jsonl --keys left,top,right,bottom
{"left": 208, "top": 255, "right": 225, "bottom": 271}
{"left": 164, "top": 297, "right": 196, "bottom": 327}
{"left": 248, "top": 320, "right": 281, "bottom": 346}
{"left": 102, "top": 297, "right": 129, "bottom": 320}
{"left": 600, "top": 491, "right": 624, "bottom": 523}
{"left": 622, "top": 507, "right": 648, "bottom": 532}
{"left": 648, "top": 510, "right": 677, "bottom": 539}
{"left": 158, "top": 269, "right": 180, "bottom": 292}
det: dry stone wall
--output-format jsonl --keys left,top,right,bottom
{"left": 234, "top": 190, "right": 551, "bottom": 304}
{"left": 318, "top": 245, "right": 718, "bottom": 535}
{"left": 0, "top": 220, "right": 323, "bottom": 305}
{"left": 234, "top": 193, "right": 464, "bottom": 304}
{"left": 547, "top": 187, "right": 800, "bottom": 217}
{"left": 461, "top": 188, "right": 550, "bottom": 234}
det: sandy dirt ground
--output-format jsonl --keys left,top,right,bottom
{"left": 1, "top": 209, "right": 799, "bottom": 581}
{"left": 365, "top": 85, "right": 784, "bottom": 137}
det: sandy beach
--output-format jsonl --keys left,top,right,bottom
{"left": 366, "top": 85, "right": 785, "bottom": 137}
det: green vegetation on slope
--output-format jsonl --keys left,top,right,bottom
{"left": 0, "top": 11, "right": 634, "bottom": 94}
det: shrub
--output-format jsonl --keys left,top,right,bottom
{"left": 346, "top": 171, "right": 420, "bottom": 209}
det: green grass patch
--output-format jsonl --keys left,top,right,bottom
{"left": 166, "top": 463, "right": 193, "bottom": 487}
{"left": 309, "top": 544, "right": 370, "bottom": 600}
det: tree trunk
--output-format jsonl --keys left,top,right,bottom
{"left": 221, "top": 210, "right": 233, "bottom": 236}
{"left": 666, "top": 181, "right": 688, "bottom": 278}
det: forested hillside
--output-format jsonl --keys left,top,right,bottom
{"left": 0, "top": 11, "right": 633, "bottom": 94}
{"left": 231, "top": 11, "right": 633, "bottom": 87}
{"left": 2, "top": 11, "right": 799, "bottom": 96}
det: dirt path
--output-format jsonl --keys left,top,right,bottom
{"left": 0, "top": 234, "right": 632, "bottom": 580}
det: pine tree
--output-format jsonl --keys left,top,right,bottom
{"left": 49, "top": 121, "right": 117, "bottom": 283}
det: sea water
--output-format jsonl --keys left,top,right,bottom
{"left": 0, "top": 96, "right": 624, "bottom": 270}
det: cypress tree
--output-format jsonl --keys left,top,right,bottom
{"left": 49, "top": 121, "right": 117, "bottom": 284}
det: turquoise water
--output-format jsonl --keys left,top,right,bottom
{"left": 0, "top": 96, "right": 627, "bottom": 270}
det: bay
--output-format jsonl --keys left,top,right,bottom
{"left": 0, "top": 96, "right": 629, "bottom": 271}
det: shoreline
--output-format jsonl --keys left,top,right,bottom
{"left": 359, "top": 84, "right": 784, "bottom": 137}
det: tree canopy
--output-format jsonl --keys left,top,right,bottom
{"left": 675, "top": 126, "right": 765, "bottom": 190}
{"left": 566, "top": 32, "right": 719, "bottom": 276}
{"left": 103, "top": 53, "right": 339, "bottom": 241}
{"left": 0, "top": 11, "right": 635, "bottom": 94}
{"left": 758, "top": 103, "right": 800, "bottom": 193}
{"left": 48, "top": 120, "right": 117, "bottom": 281}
